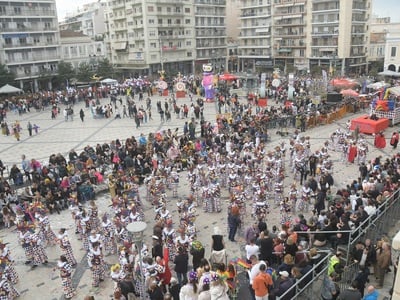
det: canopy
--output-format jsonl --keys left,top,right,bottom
{"left": 219, "top": 73, "right": 238, "bottom": 81}
{"left": 101, "top": 78, "right": 118, "bottom": 85}
{"left": 340, "top": 89, "right": 359, "bottom": 97}
{"left": 0, "top": 84, "right": 23, "bottom": 94}
{"left": 378, "top": 70, "right": 400, "bottom": 77}
{"left": 388, "top": 86, "right": 400, "bottom": 96}
{"left": 367, "top": 81, "right": 390, "bottom": 90}
{"left": 330, "top": 78, "right": 357, "bottom": 88}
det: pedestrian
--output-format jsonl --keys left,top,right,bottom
{"left": 30, "top": 230, "right": 49, "bottom": 269}
{"left": 227, "top": 206, "right": 241, "bottom": 242}
{"left": 375, "top": 241, "right": 391, "bottom": 288}
{"left": 57, "top": 228, "right": 77, "bottom": 266}
{"left": 252, "top": 263, "right": 273, "bottom": 300}
{"left": 321, "top": 272, "right": 339, "bottom": 300}
{"left": 27, "top": 121, "right": 33, "bottom": 136}
{"left": 64, "top": 108, "right": 69, "bottom": 121}
{"left": 54, "top": 255, "right": 76, "bottom": 299}
{"left": 80, "top": 109, "right": 85, "bottom": 122}
{"left": 87, "top": 241, "right": 105, "bottom": 288}
{"left": 390, "top": 131, "right": 399, "bottom": 150}
{"left": 338, "top": 280, "right": 361, "bottom": 300}
{"left": 33, "top": 123, "right": 39, "bottom": 134}
{"left": 363, "top": 285, "right": 378, "bottom": 300}
{"left": 173, "top": 246, "right": 188, "bottom": 287}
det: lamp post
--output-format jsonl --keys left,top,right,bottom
{"left": 127, "top": 221, "right": 147, "bottom": 300}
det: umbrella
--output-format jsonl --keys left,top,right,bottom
{"left": 378, "top": 70, "right": 400, "bottom": 77}
{"left": 340, "top": 89, "right": 359, "bottom": 97}
{"left": 0, "top": 84, "right": 23, "bottom": 94}
{"left": 219, "top": 73, "right": 238, "bottom": 81}
{"left": 366, "top": 81, "right": 390, "bottom": 90}
{"left": 330, "top": 78, "right": 357, "bottom": 88}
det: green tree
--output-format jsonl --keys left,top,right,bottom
{"left": 76, "top": 62, "right": 92, "bottom": 82}
{"left": 96, "top": 58, "right": 115, "bottom": 78}
{"left": 57, "top": 61, "right": 75, "bottom": 85}
{"left": 0, "top": 64, "right": 16, "bottom": 87}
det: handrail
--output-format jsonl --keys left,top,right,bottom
{"left": 276, "top": 251, "right": 332, "bottom": 300}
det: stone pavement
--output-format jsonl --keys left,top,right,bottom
{"left": 0, "top": 95, "right": 397, "bottom": 299}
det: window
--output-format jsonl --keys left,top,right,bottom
{"left": 158, "top": 19, "right": 163, "bottom": 25}
{"left": 391, "top": 47, "right": 396, "bottom": 57}
{"left": 149, "top": 31, "right": 156, "bottom": 37}
{"left": 14, "top": 6, "right": 21, "bottom": 14}
{"left": 185, "top": 19, "right": 190, "bottom": 24}
{"left": 151, "top": 54, "right": 157, "bottom": 60}
{"left": 185, "top": 7, "right": 190, "bottom": 13}
{"left": 33, "top": 36, "right": 40, "bottom": 43}
{"left": 19, "top": 37, "right": 26, "bottom": 44}
{"left": 157, "top": 7, "right": 161, "bottom": 12}
{"left": 175, "top": 7, "right": 181, "bottom": 13}
{"left": 167, "top": 7, "right": 171, "bottom": 12}
{"left": 186, "top": 41, "right": 191, "bottom": 46}
{"left": 148, "top": 6, "right": 154, "bottom": 12}
{"left": 149, "top": 19, "right": 155, "bottom": 24}
{"left": 150, "top": 42, "right": 156, "bottom": 48}
{"left": 0, "top": 6, "right": 6, "bottom": 14}
{"left": 46, "top": 35, "right": 53, "bottom": 43}
{"left": 176, "top": 19, "right": 181, "bottom": 25}
{"left": 4, "top": 37, "right": 11, "bottom": 45}
{"left": 187, "top": 51, "right": 192, "bottom": 57}
{"left": 167, "top": 19, "right": 172, "bottom": 25}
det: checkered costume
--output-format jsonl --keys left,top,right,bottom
{"left": 0, "top": 247, "right": 18, "bottom": 284}
{"left": 18, "top": 230, "right": 33, "bottom": 263}
{"left": 37, "top": 215, "right": 57, "bottom": 247}
{"left": 58, "top": 261, "right": 75, "bottom": 299}
{"left": 58, "top": 233, "right": 77, "bottom": 266}
{"left": 0, "top": 278, "right": 10, "bottom": 300}
{"left": 101, "top": 219, "right": 116, "bottom": 255}
{"left": 80, "top": 216, "right": 90, "bottom": 251}
{"left": 30, "top": 232, "right": 48, "bottom": 265}
{"left": 87, "top": 248, "right": 105, "bottom": 287}
{"left": 88, "top": 205, "right": 101, "bottom": 232}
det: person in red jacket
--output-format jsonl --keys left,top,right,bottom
{"left": 252, "top": 263, "right": 273, "bottom": 300}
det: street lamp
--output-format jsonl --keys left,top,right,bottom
{"left": 127, "top": 221, "right": 148, "bottom": 300}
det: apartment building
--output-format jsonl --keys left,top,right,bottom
{"left": 106, "top": 0, "right": 198, "bottom": 77}
{"left": 0, "top": 0, "right": 60, "bottom": 91}
{"left": 59, "top": 1, "right": 107, "bottom": 39}
{"left": 238, "top": 0, "right": 273, "bottom": 72}
{"left": 194, "top": 0, "right": 227, "bottom": 73}
{"left": 238, "top": 0, "right": 372, "bottom": 75}
{"left": 309, "top": 0, "right": 371, "bottom": 76}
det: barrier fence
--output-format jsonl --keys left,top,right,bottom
{"left": 278, "top": 187, "right": 400, "bottom": 299}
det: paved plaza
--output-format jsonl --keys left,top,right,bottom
{"left": 0, "top": 94, "right": 397, "bottom": 299}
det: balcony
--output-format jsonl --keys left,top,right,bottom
{"left": 195, "top": 0, "right": 226, "bottom": 6}
{"left": 6, "top": 8, "right": 56, "bottom": 17}
{"left": 3, "top": 42, "right": 59, "bottom": 49}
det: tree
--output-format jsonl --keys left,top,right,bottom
{"left": 96, "top": 58, "right": 114, "bottom": 78}
{"left": 57, "top": 61, "right": 75, "bottom": 85}
{"left": 76, "top": 62, "right": 93, "bottom": 82}
{"left": 0, "top": 64, "right": 16, "bottom": 87}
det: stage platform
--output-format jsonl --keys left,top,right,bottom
{"left": 350, "top": 115, "right": 389, "bottom": 134}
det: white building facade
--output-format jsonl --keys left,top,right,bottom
{"left": 59, "top": 1, "right": 107, "bottom": 39}
{"left": 0, "top": 0, "right": 60, "bottom": 91}
{"left": 237, "top": 0, "right": 372, "bottom": 75}
{"left": 60, "top": 30, "right": 106, "bottom": 70}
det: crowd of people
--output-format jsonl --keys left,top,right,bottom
{"left": 0, "top": 76, "right": 397, "bottom": 299}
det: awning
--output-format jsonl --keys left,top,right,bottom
{"left": 114, "top": 41, "right": 127, "bottom": 51}
{"left": 278, "top": 48, "right": 292, "bottom": 53}
{"left": 319, "top": 48, "right": 336, "bottom": 52}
